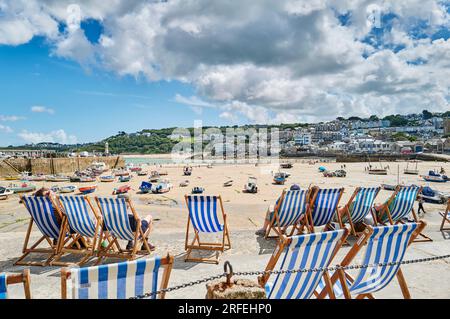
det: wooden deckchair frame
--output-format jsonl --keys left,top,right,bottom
{"left": 184, "top": 195, "right": 231, "bottom": 264}
{"left": 440, "top": 199, "right": 450, "bottom": 232}
{"left": 265, "top": 188, "right": 310, "bottom": 239}
{"left": 318, "top": 221, "right": 426, "bottom": 299}
{"left": 53, "top": 196, "right": 103, "bottom": 266}
{"left": 95, "top": 197, "right": 154, "bottom": 264}
{"left": 337, "top": 187, "right": 381, "bottom": 238}
{"left": 61, "top": 254, "right": 174, "bottom": 299}
{"left": 258, "top": 229, "right": 349, "bottom": 299}
{"left": 15, "top": 195, "right": 77, "bottom": 267}
{"left": 302, "top": 187, "right": 345, "bottom": 234}
{"left": 372, "top": 186, "right": 431, "bottom": 242}
{"left": 2, "top": 269, "right": 32, "bottom": 299}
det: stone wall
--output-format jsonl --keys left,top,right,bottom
{"left": 0, "top": 156, "right": 124, "bottom": 176}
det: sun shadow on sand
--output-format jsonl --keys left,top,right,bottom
{"left": 171, "top": 252, "right": 219, "bottom": 270}
{"left": 0, "top": 257, "right": 57, "bottom": 276}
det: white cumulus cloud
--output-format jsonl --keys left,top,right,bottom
{"left": 18, "top": 129, "right": 77, "bottom": 144}
{"left": 31, "top": 106, "right": 55, "bottom": 114}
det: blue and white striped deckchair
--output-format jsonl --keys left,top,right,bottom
{"left": 61, "top": 256, "right": 173, "bottom": 299}
{"left": 185, "top": 195, "right": 231, "bottom": 264}
{"left": 266, "top": 189, "right": 308, "bottom": 238}
{"left": 306, "top": 188, "right": 344, "bottom": 232}
{"left": 0, "top": 274, "right": 7, "bottom": 299}
{"left": 0, "top": 270, "right": 31, "bottom": 299}
{"left": 96, "top": 197, "right": 153, "bottom": 263}
{"left": 439, "top": 199, "right": 450, "bottom": 231}
{"left": 259, "top": 229, "right": 348, "bottom": 299}
{"left": 316, "top": 222, "right": 425, "bottom": 299}
{"left": 378, "top": 186, "right": 420, "bottom": 224}
{"left": 339, "top": 187, "right": 380, "bottom": 236}
{"left": 15, "top": 195, "right": 67, "bottom": 266}
{"left": 57, "top": 196, "right": 102, "bottom": 265}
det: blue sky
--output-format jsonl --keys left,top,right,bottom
{"left": 0, "top": 36, "right": 228, "bottom": 146}
{"left": 0, "top": 1, "right": 448, "bottom": 146}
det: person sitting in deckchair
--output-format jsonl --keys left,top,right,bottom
{"left": 101, "top": 200, "right": 155, "bottom": 251}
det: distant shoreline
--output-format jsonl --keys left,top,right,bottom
{"left": 121, "top": 154, "right": 173, "bottom": 159}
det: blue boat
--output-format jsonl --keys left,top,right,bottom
{"left": 139, "top": 182, "right": 153, "bottom": 194}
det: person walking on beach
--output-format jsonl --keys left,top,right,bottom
{"left": 418, "top": 197, "right": 426, "bottom": 216}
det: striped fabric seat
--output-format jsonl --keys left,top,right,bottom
{"left": 97, "top": 197, "right": 135, "bottom": 241}
{"left": 275, "top": 190, "right": 307, "bottom": 227}
{"left": 319, "top": 223, "right": 418, "bottom": 297}
{"left": 59, "top": 196, "right": 97, "bottom": 237}
{"left": 0, "top": 273, "right": 7, "bottom": 299}
{"left": 186, "top": 196, "right": 223, "bottom": 233}
{"left": 382, "top": 186, "right": 420, "bottom": 223}
{"left": 343, "top": 187, "right": 379, "bottom": 224}
{"left": 311, "top": 189, "right": 342, "bottom": 227}
{"left": 266, "top": 229, "right": 346, "bottom": 299}
{"left": 22, "top": 196, "right": 61, "bottom": 239}
{"left": 69, "top": 257, "right": 162, "bottom": 299}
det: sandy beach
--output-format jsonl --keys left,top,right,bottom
{"left": 1, "top": 160, "right": 449, "bottom": 299}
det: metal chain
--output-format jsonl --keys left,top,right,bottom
{"left": 131, "top": 254, "right": 450, "bottom": 299}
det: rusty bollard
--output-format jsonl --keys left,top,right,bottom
{"left": 205, "top": 262, "right": 267, "bottom": 299}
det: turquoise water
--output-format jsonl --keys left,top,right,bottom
{"left": 125, "top": 157, "right": 174, "bottom": 165}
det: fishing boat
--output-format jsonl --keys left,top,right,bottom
{"left": 422, "top": 171, "right": 448, "bottom": 183}
{"left": 8, "top": 183, "right": 37, "bottom": 194}
{"left": 223, "top": 180, "right": 233, "bottom": 187}
{"left": 152, "top": 180, "right": 172, "bottom": 194}
{"left": 130, "top": 166, "right": 142, "bottom": 173}
{"left": 381, "top": 184, "right": 396, "bottom": 191}
{"left": 244, "top": 177, "right": 258, "bottom": 193}
{"left": 90, "top": 162, "right": 109, "bottom": 175}
{"left": 149, "top": 171, "right": 160, "bottom": 182}
{"left": 366, "top": 156, "right": 388, "bottom": 175}
{"left": 404, "top": 161, "right": 419, "bottom": 175}
{"left": 137, "top": 171, "right": 148, "bottom": 176}
{"left": 192, "top": 187, "right": 205, "bottom": 194}
{"left": 59, "top": 186, "right": 77, "bottom": 194}
{"left": 0, "top": 187, "right": 14, "bottom": 199}
{"left": 180, "top": 180, "right": 190, "bottom": 187}
{"left": 183, "top": 166, "right": 192, "bottom": 176}
{"left": 139, "top": 182, "right": 153, "bottom": 194}
{"left": 273, "top": 172, "right": 286, "bottom": 185}
{"left": 419, "top": 186, "right": 447, "bottom": 204}
{"left": 79, "top": 185, "right": 97, "bottom": 195}
{"left": 29, "top": 175, "right": 46, "bottom": 182}
{"left": 113, "top": 185, "right": 131, "bottom": 195}
{"left": 290, "top": 184, "right": 301, "bottom": 191}
{"left": 46, "top": 175, "right": 71, "bottom": 182}
{"left": 280, "top": 162, "right": 293, "bottom": 169}
{"left": 100, "top": 175, "right": 115, "bottom": 183}
{"left": 4, "top": 175, "right": 20, "bottom": 181}
{"left": 318, "top": 166, "right": 327, "bottom": 173}
{"left": 119, "top": 175, "right": 132, "bottom": 183}
{"left": 70, "top": 176, "right": 81, "bottom": 183}
{"left": 114, "top": 169, "right": 130, "bottom": 177}
{"left": 80, "top": 177, "right": 97, "bottom": 183}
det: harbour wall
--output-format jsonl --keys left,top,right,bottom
{"left": 335, "top": 153, "right": 448, "bottom": 163}
{"left": 0, "top": 156, "right": 125, "bottom": 176}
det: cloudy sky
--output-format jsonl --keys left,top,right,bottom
{"left": 0, "top": 0, "right": 449, "bottom": 145}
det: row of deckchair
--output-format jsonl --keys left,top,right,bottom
{"left": 261, "top": 222, "right": 426, "bottom": 299}
{"left": 16, "top": 195, "right": 153, "bottom": 267}
{"left": 264, "top": 185, "right": 431, "bottom": 242}
{"left": 3, "top": 222, "right": 425, "bottom": 299}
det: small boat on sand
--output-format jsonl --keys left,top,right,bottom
{"left": 381, "top": 184, "right": 396, "bottom": 191}
{"left": 4, "top": 175, "right": 20, "bottom": 181}
{"left": 113, "top": 185, "right": 131, "bottom": 195}
{"left": 80, "top": 177, "right": 97, "bottom": 183}
{"left": 192, "top": 187, "right": 204, "bottom": 194}
{"left": 139, "top": 182, "right": 153, "bottom": 194}
{"left": 244, "top": 177, "right": 258, "bottom": 193}
{"left": 422, "top": 171, "right": 448, "bottom": 183}
{"left": 59, "top": 186, "right": 77, "bottom": 194}
{"left": 46, "top": 175, "right": 70, "bottom": 182}
{"left": 183, "top": 166, "right": 192, "bottom": 176}
{"left": 149, "top": 171, "right": 160, "bottom": 182}
{"left": 404, "top": 161, "right": 419, "bottom": 175}
{"left": 100, "top": 175, "right": 115, "bottom": 183}
{"left": 9, "top": 183, "right": 37, "bottom": 194}
{"left": 119, "top": 175, "right": 132, "bottom": 183}
{"left": 0, "top": 187, "right": 14, "bottom": 199}
{"left": 280, "top": 162, "right": 293, "bottom": 169}
{"left": 223, "top": 180, "right": 233, "bottom": 187}
{"left": 137, "top": 171, "right": 148, "bottom": 176}
{"left": 152, "top": 180, "right": 172, "bottom": 194}
{"left": 180, "top": 180, "right": 190, "bottom": 187}
{"left": 273, "top": 173, "right": 286, "bottom": 185}
{"left": 79, "top": 185, "right": 97, "bottom": 195}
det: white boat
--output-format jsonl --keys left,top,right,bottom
{"left": 0, "top": 187, "right": 14, "bottom": 199}
{"left": 179, "top": 180, "right": 190, "bottom": 187}
{"left": 152, "top": 180, "right": 173, "bottom": 194}
{"left": 59, "top": 186, "right": 77, "bottom": 193}
{"left": 244, "top": 177, "right": 258, "bottom": 193}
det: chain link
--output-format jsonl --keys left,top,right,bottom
{"left": 131, "top": 254, "right": 450, "bottom": 299}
